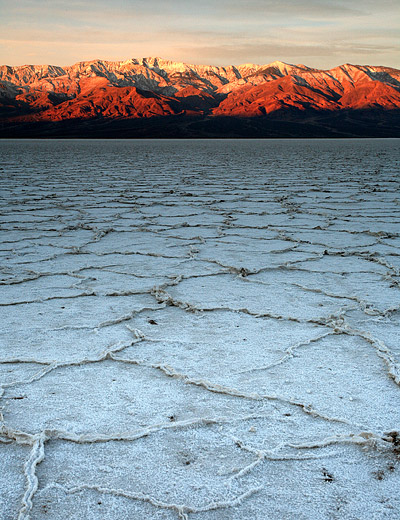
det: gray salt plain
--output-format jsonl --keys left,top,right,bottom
{"left": 0, "top": 138, "right": 399, "bottom": 519}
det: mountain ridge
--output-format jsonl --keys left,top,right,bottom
{"left": 1, "top": 57, "right": 400, "bottom": 137}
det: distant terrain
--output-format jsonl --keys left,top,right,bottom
{"left": 1, "top": 57, "right": 400, "bottom": 137}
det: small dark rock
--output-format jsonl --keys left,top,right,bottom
{"left": 373, "top": 470, "right": 385, "bottom": 480}
{"left": 322, "top": 468, "right": 334, "bottom": 482}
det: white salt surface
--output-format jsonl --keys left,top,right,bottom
{"left": 0, "top": 138, "right": 400, "bottom": 519}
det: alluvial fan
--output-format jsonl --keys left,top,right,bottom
{"left": 0, "top": 138, "right": 399, "bottom": 519}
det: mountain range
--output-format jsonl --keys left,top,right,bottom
{"left": 1, "top": 57, "right": 400, "bottom": 137}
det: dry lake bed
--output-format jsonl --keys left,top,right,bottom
{"left": 1, "top": 138, "right": 400, "bottom": 519}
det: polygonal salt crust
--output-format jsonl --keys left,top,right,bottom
{"left": 36, "top": 429, "right": 262, "bottom": 510}
{"left": 0, "top": 294, "right": 157, "bottom": 362}
{"left": 197, "top": 444, "right": 400, "bottom": 519}
{"left": 0, "top": 443, "right": 30, "bottom": 520}
{"left": 167, "top": 274, "right": 344, "bottom": 321}
{"left": 3, "top": 358, "right": 277, "bottom": 435}
{"left": 19, "top": 252, "right": 219, "bottom": 279}
{"left": 235, "top": 333, "right": 400, "bottom": 430}
{"left": 1, "top": 139, "right": 399, "bottom": 520}
{"left": 85, "top": 230, "right": 190, "bottom": 257}
{"left": 251, "top": 269, "right": 400, "bottom": 313}
{"left": 0, "top": 274, "right": 96, "bottom": 305}
{"left": 32, "top": 485, "right": 177, "bottom": 520}
{"left": 123, "top": 307, "right": 329, "bottom": 380}
{"left": 0, "top": 361, "right": 47, "bottom": 387}
{"left": 281, "top": 229, "right": 379, "bottom": 249}
{"left": 354, "top": 315, "right": 400, "bottom": 358}
{"left": 155, "top": 226, "right": 222, "bottom": 240}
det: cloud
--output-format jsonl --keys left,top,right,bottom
{"left": 0, "top": 0, "right": 398, "bottom": 68}
{"left": 223, "top": 0, "right": 367, "bottom": 19}
{"left": 175, "top": 40, "right": 399, "bottom": 64}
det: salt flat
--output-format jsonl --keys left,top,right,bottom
{"left": 0, "top": 139, "right": 399, "bottom": 519}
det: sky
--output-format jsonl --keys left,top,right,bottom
{"left": 0, "top": 0, "right": 399, "bottom": 68}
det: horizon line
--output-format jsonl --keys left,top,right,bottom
{"left": 2, "top": 56, "right": 399, "bottom": 71}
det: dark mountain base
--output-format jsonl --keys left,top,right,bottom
{"left": 1, "top": 110, "right": 400, "bottom": 138}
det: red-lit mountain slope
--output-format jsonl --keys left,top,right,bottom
{"left": 1, "top": 58, "right": 400, "bottom": 136}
